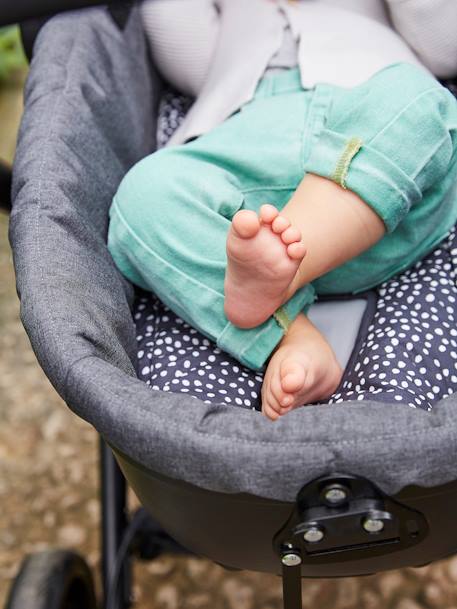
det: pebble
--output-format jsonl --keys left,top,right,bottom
{"left": 0, "top": 531, "right": 16, "bottom": 548}
{"left": 146, "top": 557, "right": 175, "bottom": 576}
{"left": 185, "top": 557, "right": 208, "bottom": 579}
{"left": 60, "top": 493, "right": 81, "bottom": 510}
{"left": 85, "top": 499, "right": 99, "bottom": 524}
{"left": 222, "top": 579, "right": 254, "bottom": 609}
{"left": 361, "top": 588, "right": 380, "bottom": 609}
{"left": 43, "top": 511, "right": 56, "bottom": 528}
{"left": 423, "top": 581, "right": 449, "bottom": 608}
{"left": 41, "top": 410, "right": 66, "bottom": 440}
{"left": 447, "top": 557, "right": 457, "bottom": 582}
{"left": 155, "top": 583, "right": 179, "bottom": 609}
{"left": 377, "top": 571, "right": 407, "bottom": 600}
{"left": 395, "top": 598, "right": 425, "bottom": 609}
{"left": 185, "top": 593, "right": 212, "bottom": 608}
{"left": 336, "top": 578, "right": 358, "bottom": 608}
{"left": 57, "top": 524, "right": 87, "bottom": 547}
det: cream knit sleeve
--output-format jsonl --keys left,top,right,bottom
{"left": 140, "top": 0, "right": 220, "bottom": 97}
{"left": 385, "top": 0, "right": 457, "bottom": 78}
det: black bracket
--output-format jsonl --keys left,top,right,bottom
{"left": 274, "top": 473, "right": 429, "bottom": 609}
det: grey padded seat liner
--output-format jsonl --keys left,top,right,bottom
{"left": 10, "top": 6, "right": 457, "bottom": 502}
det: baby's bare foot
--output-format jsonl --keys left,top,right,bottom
{"left": 261, "top": 316, "right": 342, "bottom": 421}
{"left": 224, "top": 204, "right": 306, "bottom": 328}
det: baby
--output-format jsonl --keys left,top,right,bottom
{"left": 108, "top": 1, "right": 457, "bottom": 420}
{"left": 223, "top": 177, "right": 384, "bottom": 420}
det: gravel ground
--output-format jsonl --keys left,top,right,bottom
{"left": 2, "top": 73, "right": 457, "bottom": 609}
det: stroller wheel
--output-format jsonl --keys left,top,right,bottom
{"left": 4, "top": 550, "right": 97, "bottom": 609}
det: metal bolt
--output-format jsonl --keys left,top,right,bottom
{"left": 324, "top": 486, "right": 348, "bottom": 505}
{"left": 303, "top": 526, "right": 325, "bottom": 543}
{"left": 363, "top": 516, "right": 385, "bottom": 533}
{"left": 281, "top": 552, "right": 302, "bottom": 567}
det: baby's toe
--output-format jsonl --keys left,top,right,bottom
{"left": 271, "top": 215, "right": 291, "bottom": 234}
{"left": 279, "top": 403, "right": 295, "bottom": 416}
{"left": 280, "top": 359, "right": 308, "bottom": 394}
{"left": 270, "top": 373, "right": 293, "bottom": 409}
{"left": 262, "top": 376, "right": 285, "bottom": 417}
{"left": 287, "top": 241, "right": 306, "bottom": 260}
{"left": 259, "top": 204, "right": 279, "bottom": 224}
{"left": 262, "top": 401, "right": 281, "bottom": 421}
{"left": 281, "top": 226, "right": 301, "bottom": 245}
{"left": 231, "top": 210, "right": 260, "bottom": 239}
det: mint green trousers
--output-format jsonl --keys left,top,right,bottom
{"left": 108, "top": 63, "right": 457, "bottom": 370}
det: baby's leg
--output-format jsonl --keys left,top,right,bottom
{"left": 226, "top": 62, "right": 457, "bottom": 417}
{"left": 224, "top": 172, "right": 385, "bottom": 328}
{"left": 224, "top": 174, "right": 384, "bottom": 419}
{"left": 226, "top": 63, "right": 457, "bottom": 329}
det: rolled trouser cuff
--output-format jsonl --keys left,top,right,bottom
{"left": 217, "top": 283, "right": 316, "bottom": 370}
{"left": 303, "top": 129, "right": 422, "bottom": 233}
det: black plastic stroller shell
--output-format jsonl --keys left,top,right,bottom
{"left": 8, "top": 2, "right": 457, "bottom": 595}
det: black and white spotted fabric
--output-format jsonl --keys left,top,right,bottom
{"left": 135, "top": 296, "right": 264, "bottom": 409}
{"left": 156, "top": 92, "right": 193, "bottom": 149}
{"left": 134, "top": 87, "right": 457, "bottom": 412}
{"left": 135, "top": 226, "right": 457, "bottom": 412}
{"left": 328, "top": 228, "right": 457, "bottom": 411}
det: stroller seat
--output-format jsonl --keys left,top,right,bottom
{"left": 8, "top": 2, "right": 457, "bottom": 590}
{"left": 136, "top": 92, "right": 457, "bottom": 413}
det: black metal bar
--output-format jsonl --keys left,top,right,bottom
{"left": 100, "top": 438, "right": 131, "bottom": 609}
{"left": 0, "top": 160, "right": 12, "bottom": 213}
{"left": 282, "top": 561, "right": 303, "bottom": 609}
{"left": 0, "top": 0, "right": 128, "bottom": 27}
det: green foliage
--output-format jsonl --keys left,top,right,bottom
{"left": 0, "top": 26, "right": 27, "bottom": 82}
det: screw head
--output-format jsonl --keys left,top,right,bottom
{"left": 324, "top": 486, "right": 348, "bottom": 505}
{"left": 363, "top": 517, "right": 385, "bottom": 533}
{"left": 281, "top": 552, "right": 302, "bottom": 567}
{"left": 303, "top": 526, "right": 325, "bottom": 543}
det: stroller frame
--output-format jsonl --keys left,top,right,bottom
{"left": 6, "top": 427, "right": 457, "bottom": 609}
{"left": 99, "top": 440, "right": 190, "bottom": 609}
{"left": 2, "top": 4, "right": 457, "bottom": 609}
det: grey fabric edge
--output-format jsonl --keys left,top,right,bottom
{"left": 10, "top": 5, "right": 160, "bottom": 395}
{"left": 67, "top": 356, "right": 457, "bottom": 502}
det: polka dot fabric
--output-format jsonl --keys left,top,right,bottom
{"left": 328, "top": 228, "right": 457, "bottom": 412}
{"left": 134, "top": 294, "right": 264, "bottom": 409}
{"left": 133, "top": 88, "right": 457, "bottom": 412}
{"left": 156, "top": 91, "right": 193, "bottom": 149}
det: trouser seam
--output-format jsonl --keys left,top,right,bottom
{"left": 241, "top": 183, "right": 299, "bottom": 194}
{"left": 301, "top": 84, "right": 334, "bottom": 172}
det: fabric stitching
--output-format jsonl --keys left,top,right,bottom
{"left": 331, "top": 137, "right": 363, "bottom": 189}
{"left": 301, "top": 84, "right": 333, "bottom": 172}
{"left": 273, "top": 307, "right": 292, "bottom": 332}
{"left": 69, "top": 356, "right": 454, "bottom": 449}
{"left": 241, "top": 183, "right": 299, "bottom": 195}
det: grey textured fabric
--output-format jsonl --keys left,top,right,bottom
{"left": 11, "top": 6, "right": 158, "bottom": 389}
{"left": 9, "top": 6, "right": 457, "bottom": 502}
